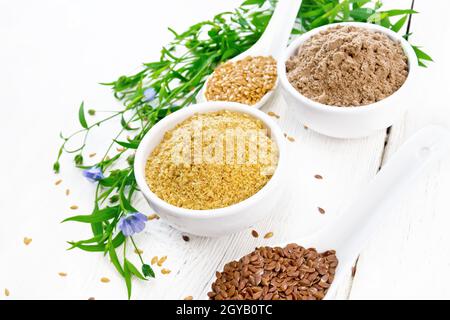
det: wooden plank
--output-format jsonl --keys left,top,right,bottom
{"left": 349, "top": 0, "right": 450, "bottom": 299}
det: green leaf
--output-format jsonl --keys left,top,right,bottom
{"left": 391, "top": 15, "right": 408, "bottom": 33}
{"left": 53, "top": 161, "right": 60, "bottom": 174}
{"left": 62, "top": 206, "right": 120, "bottom": 223}
{"left": 78, "top": 102, "right": 88, "bottom": 129}
{"left": 74, "top": 154, "right": 84, "bottom": 165}
{"left": 241, "top": 0, "right": 265, "bottom": 6}
{"left": 109, "top": 195, "right": 120, "bottom": 203}
{"left": 142, "top": 264, "right": 155, "bottom": 278}
{"left": 383, "top": 9, "right": 417, "bottom": 17}
{"left": 413, "top": 46, "right": 433, "bottom": 62}
{"left": 67, "top": 242, "right": 106, "bottom": 252}
{"left": 67, "top": 234, "right": 105, "bottom": 249}
{"left": 125, "top": 260, "right": 146, "bottom": 281}
{"left": 108, "top": 236, "right": 124, "bottom": 277}
{"left": 68, "top": 232, "right": 125, "bottom": 252}
{"left": 123, "top": 259, "right": 132, "bottom": 300}
{"left": 114, "top": 140, "right": 139, "bottom": 150}
{"left": 349, "top": 8, "right": 375, "bottom": 21}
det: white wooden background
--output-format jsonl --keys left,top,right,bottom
{"left": 1, "top": 0, "right": 449, "bottom": 300}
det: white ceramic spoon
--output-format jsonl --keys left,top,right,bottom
{"left": 210, "top": 125, "right": 450, "bottom": 300}
{"left": 286, "top": 125, "right": 450, "bottom": 299}
{"left": 199, "top": 0, "right": 302, "bottom": 109}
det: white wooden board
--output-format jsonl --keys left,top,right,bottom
{"left": 1, "top": 0, "right": 449, "bottom": 300}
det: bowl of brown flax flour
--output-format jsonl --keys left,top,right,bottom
{"left": 278, "top": 22, "right": 418, "bottom": 139}
{"left": 134, "top": 101, "right": 287, "bottom": 237}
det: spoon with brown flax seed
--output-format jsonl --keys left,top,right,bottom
{"left": 209, "top": 126, "right": 450, "bottom": 300}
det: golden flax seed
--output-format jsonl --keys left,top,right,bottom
{"left": 89, "top": 153, "right": 97, "bottom": 158}
{"left": 23, "top": 237, "right": 32, "bottom": 245}
{"left": 267, "top": 111, "right": 280, "bottom": 119}
{"left": 151, "top": 256, "right": 158, "bottom": 265}
{"left": 145, "top": 110, "right": 278, "bottom": 210}
{"left": 55, "top": 179, "right": 62, "bottom": 186}
{"left": 157, "top": 256, "right": 168, "bottom": 267}
{"left": 134, "top": 249, "right": 144, "bottom": 255}
{"left": 70, "top": 205, "right": 79, "bottom": 210}
{"left": 205, "top": 56, "right": 277, "bottom": 105}
{"left": 147, "top": 214, "right": 159, "bottom": 221}
{"left": 58, "top": 272, "right": 68, "bottom": 277}
{"left": 4, "top": 288, "right": 10, "bottom": 297}
{"left": 264, "top": 232, "right": 274, "bottom": 239}
{"left": 100, "top": 277, "right": 110, "bottom": 283}
{"left": 184, "top": 296, "right": 194, "bottom": 300}
{"left": 161, "top": 269, "right": 171, "bottom": 275}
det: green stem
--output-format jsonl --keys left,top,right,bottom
{"left": 130, "top": 236, "right": 145, "bottom": 265}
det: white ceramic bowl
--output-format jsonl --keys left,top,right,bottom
{"left": 278, "top": 22, "right": 418, "bottom": 139}
{"left": 134, "top": 102, "right": 287, "bottom": 237}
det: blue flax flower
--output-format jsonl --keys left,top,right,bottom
{"left": 82, "top": 167, "right": 104, "bottom": 182}
{"left": 143, "top": 88, "right": 157, "bottom": 102}
{"left": 118, "top": 212, "right": 147, "bottom": 237}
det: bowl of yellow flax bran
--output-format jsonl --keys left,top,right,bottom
{"left": 278, "top": 22, "right": 418, "bottom": 139}
{"left": 134, "top": 102, "right": 287, "bottom": 237}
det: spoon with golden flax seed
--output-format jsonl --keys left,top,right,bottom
{"left": 199, "top": 0, "right": 302, "bottom": 109}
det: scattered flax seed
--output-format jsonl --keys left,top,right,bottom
{"left": 264, "top": 232, "right": 274, "bottom": 239}
{"left": 58, "top": 272, "right": 68, "bottom": 277}
{"left": 145, "top": 110, "right": 278, "bottom": 210}
{"left": 55, "top": 179, "right": 62, "bottom": 186}
{"left": 4, "top": 288, "right": 10, "bottom": 297}
{"left": 134, "top": 249, "right": 144, "bottom": 255}
{"left": 151, "top": 256, "right": 158, "bottom": 265}
{"left": 314, "top": 174, "right": 323, "bottom": 180}
{"left": 352, "top": 265, "right": 357, "bottom": 277}
{"left": 251, "top": 230, "right": 259, "bottom": 238}
{"left": 89, "top": 153, "right": 97, "bottom": 158}
{"left": 161, "top": 269, "right": 171, "bottom": 275}
{"left": 147, "top": 214, "right": 159, "bottom": 221}
{"left": 117, "top": 147, "right": 125, "bottom": 152}
{"left": 205, "top": 56, "right": 277, "bottom": 105}
{"left": 88, "top": 297, "right": 96, "bottom": 300}
{"left": 182, "top": 235, "right": 190, "bottom": 242}
{"left": 23, "top": 237, "right": 32, "bottom": 246}
{"left": 318, "top": 207, "right": 326, "bottom": 214}
{"left": 184, "top": 296, "right": 194, "bottom": 300}
{"left": 157, "top": 256, "right": 168, "bottom": 267}
{"left": 287, "top": 136, "right": 295, "bottom": 142}
{"left": 70, "top": 205, "right": 79, "bottom": 210}
{"left": 65, "top": 189, "right": 70, "bottom": 196}
{"left": 284, "top": 133, "right": 287, "bottom": 137}
{"left": 304, "top": 125, "right": 309, "bottom": 130}
{"left": 100, "top": 277, "right": 110, "bottom": 283}
{"left": 267, "top": 111, "right": 280, "bottom": 119}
